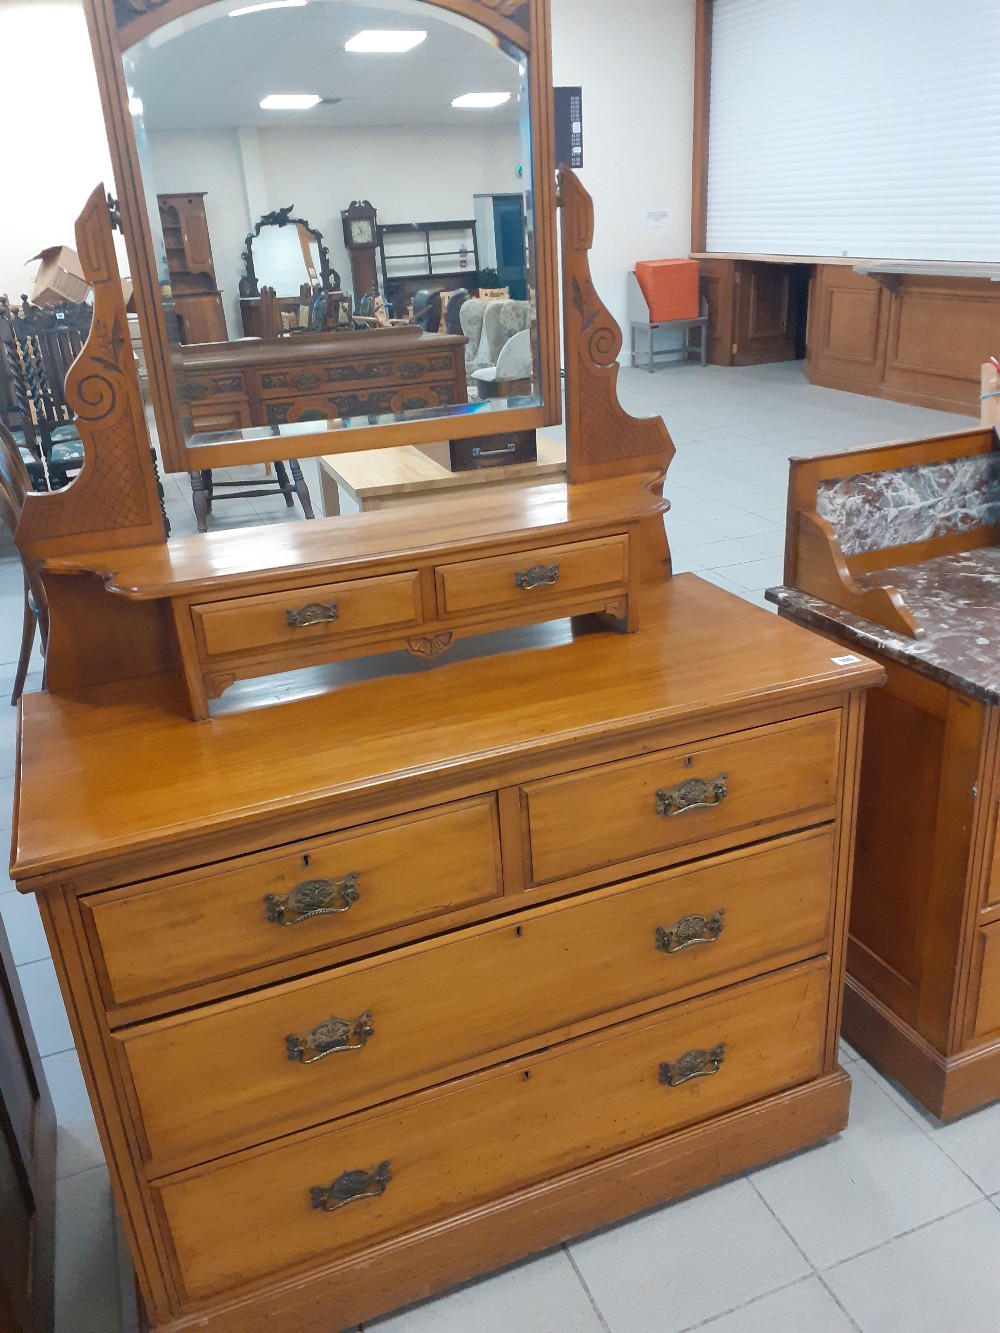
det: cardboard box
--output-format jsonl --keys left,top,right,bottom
{"left": 634, "top": 258, "right": 700, "bottom": 323}
{"left": 27, "top": 245, "right": 90, "bottom": 306}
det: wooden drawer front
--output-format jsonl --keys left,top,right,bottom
{"left": 524, "top": 711, "right": 841, "bottom": 885}
{"left": 157, "top": 961, "right": 828, "bottom": 1302}
{"left": 192, "top": 571, "right": 422, "bottom": 658}
{"left": 972, "top": 924, "right": 1000, "bottom": 1038}
{"left": 85, "top": 797, "right": 501, "bottom": 1009}
{"left": 435, "top": 534, "right": 629, "bottom": 616}
{"left": 262, "top": 383, "right": 458, "bottom": 425}
{"left": 120, "top": 829, "right": 833, "bottom": 1174}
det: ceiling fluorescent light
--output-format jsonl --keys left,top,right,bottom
{"left": 345, "top": 30, "right": 427, "bottom": 53}
{"left": 260, "top": 93, "right": 321, "bottom": 110}
{"left": 230, "top": 0, "right": 306, "bottom": 16}
{"left": 452, "top": 92, "right": 511, "bottom": 108}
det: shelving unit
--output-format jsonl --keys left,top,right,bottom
{"left": 157, "top": 193, "right": 228, "bottom": 345}
{"left": 377, "top": 218, "right": 479, "bottom": 316}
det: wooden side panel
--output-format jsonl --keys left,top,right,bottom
{"left": 0, "top": 919, "right": 56, "bottom": 1333}
{"left": 806, "top": 266, "right": 888, "bottom": 388}
{"left": 699, "top": 257, "right": 735, "bottom": 366}
{"left": 884, "top": 277, "right": 1000, "bottom": 414}
{"left": 970, "top": 925, "right": 1000, "bottom": 1039}
{"left": 847, "top": 659, "right": 989, "bottom": 1054}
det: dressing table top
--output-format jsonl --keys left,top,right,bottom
{"left": 12, "top": 576, "right": 880, "bottom": 884}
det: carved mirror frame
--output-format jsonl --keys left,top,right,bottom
{"left": 83, "top": 0, "right": 560, "bottom": 475}
{"left": 239, "top": 208, "right": 340, "bottom": 300}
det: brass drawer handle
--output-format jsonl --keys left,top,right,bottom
{"left": 659, "top": 1043, "right": 725, "bottom": 1088}
{"left": 287, "top": 1010, "right": 374, "bottom": 1064}
{"left": 292, "top": 371, "right": 321, "bottom": 389}
{"left": 515, "top": 562, "right": 560, "bottom": 590}
{"left": 655, "top": 909, "right": 724, "bottom": 954}
{"left": 311, "top": 1161, "right": 391, "bottom": 1212}
{"left": 264, "top": 872, "right": 360, "bottom": 926}
{"left": 287, "top": 601, "right": 340, "bottom": 628}
{"left": 655, "top": 773, "right": 728, "bottom": 818}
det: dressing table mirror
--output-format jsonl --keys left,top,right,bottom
{"left": 7, "top": 1, "right": 883, "bottom": 1330}
{"left": 98, "top": 0, "right": 559, "bottom": 473}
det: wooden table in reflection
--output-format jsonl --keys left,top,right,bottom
{"left": 319, "top": 435, "right": 566, "bottom": 514}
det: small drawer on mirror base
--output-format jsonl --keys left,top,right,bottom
{"left": 191, "top": 571, "right": 422, "bottom": 658}
{"left": 435, "top": 533, "right": 629, "bottom": 617}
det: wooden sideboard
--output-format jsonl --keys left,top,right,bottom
{"left": 178, "top": 328, "right": 468, "bottom": 436}
{"left": 769, "top": 428, "right": 1000, "bottom": 1119}
{"left": 13, "top": 577, "right": 879, "bottom": 1332}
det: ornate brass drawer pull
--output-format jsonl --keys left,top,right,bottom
{"left": 286, "top": 601, "right": 340, "bottom": 628}
{"left": 655, "top": 909, "right": 724, "bottom": 954}
{"left": 515, "top": 562, "right": 560, "bottom": 590}
{"left": 264, "top": 872, "right": 360, "bottom": 927}
{"left": 655, "top": 773, "right": 728, "bottom": 818}
{"left": 659, "top": 1042, "right": 725, "bottom": 1088}
{"left": 292, "top": 371, "right": 321, "bottom": 389}
{"left": 311, "top": 1160, "right": 391, "bottom": 1212}
{"left": 287, "top": 1010, "right": 374, "bottom": 1064}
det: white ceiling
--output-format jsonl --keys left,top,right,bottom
{"left": 128, "top": 0, "right": 526, "bottom": 130}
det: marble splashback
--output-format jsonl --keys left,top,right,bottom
{"left": 816, "top": 453, "right": 1000, "bottom": 557}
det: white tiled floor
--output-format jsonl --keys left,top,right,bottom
{"left": 4, "top": 361, "right": 995, "bottom": 1333}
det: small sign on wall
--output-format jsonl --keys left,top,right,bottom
{"left": 554, "top": 86, "right": 583, "bottom": 169}
{"left": 643, "top": 209, "right": 671, "bottom": 234}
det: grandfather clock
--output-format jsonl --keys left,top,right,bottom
{"left": 341, "top": 199, "right": 379, "bottom": 311}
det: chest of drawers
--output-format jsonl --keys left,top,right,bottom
{"left": 179, "top": 330, "right": 468, "bottom": 436}
{"left": 12, "top": 577, "right": 880, "bottom": 1332}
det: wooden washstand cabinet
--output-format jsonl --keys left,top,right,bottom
{"left": 770, "top": 430, "right": 1000, "bottom": 1120}
{"left": 8, "top": 1, "right": 881, "bottom": 1328}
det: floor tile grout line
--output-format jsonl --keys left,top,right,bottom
{"left": 818, "top": 1198, "right": 985, "bottom": 1275}
{"left": 746, "top": 1173, "right": 819, "bottom": 1274}
{"left": 676, "top": 1274, "right": 816, "bottom": 1331}
{"left": 813, "top": 1271, "right": 865, "bottom": 1333}
{"left": 851, "top": 1063, "right": 993, "bottom": 1201}
{"left": 562, "top": 1243, "right": 613, "bottom": 1333}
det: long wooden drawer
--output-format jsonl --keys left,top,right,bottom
{"left": 523, "top": 711, "right": 841, "bottom": 885}
{"left": 156, "top": 960, "right": 829, "bottom": 1303}
{"left": 83, "top": 796, "right": 502, "bottom": 1009}
{"left": 971, "top": 923, "right": 1000, "bottom": 1038}
{"left": 191, "top": 571, "right": 422, "bottom": 658}
{"left": 435, "top": 534, "right": 629, "bottom": 617}
{"left": 118, "top": 828, "right": 834, "bottom": 1175}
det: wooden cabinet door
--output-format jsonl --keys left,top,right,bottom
{"left": 0, "top": 918, "right": 56, "bottom": 1333}
{"left": 733, "top": 262, "right": 799, "bottom": 365}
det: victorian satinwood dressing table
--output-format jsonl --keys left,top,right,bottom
{"left": 9, "top": 2, "right": 881, "bottom": 1329}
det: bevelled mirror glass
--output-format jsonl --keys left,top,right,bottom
{"left": 117, "top": 0, "right": 556, "bottom": 473}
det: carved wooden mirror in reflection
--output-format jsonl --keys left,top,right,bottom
{"left": 239, "top": 207, "right": 345, "bottom": 338}
{"left": 88, "top": 0, "right": 557, "bottom": 476}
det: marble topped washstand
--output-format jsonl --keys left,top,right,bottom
{"left": 768, "top": 427, "right": 1000, "bottom": 1120}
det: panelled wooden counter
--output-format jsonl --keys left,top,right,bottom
{"left": 11, "top": 576, "right": 880, "bottom": 1332}
{"left": 178, "top": 326, "right": 468, "bottom": 436}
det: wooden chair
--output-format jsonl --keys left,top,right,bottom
{"left": 0, "top": 422, "right": 48, "bottom": 703}
{"left": 0, "top": 295, "right": 88, "bottom": 489}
